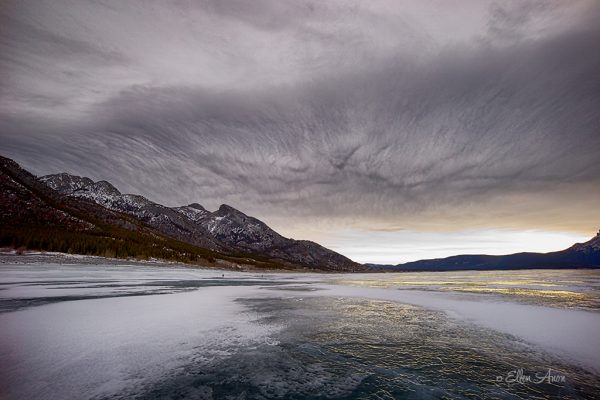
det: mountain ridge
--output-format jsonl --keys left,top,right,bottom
{"left": 369, "top": 230, "right": 600, "bottom": 271}
{"left": 40, "top": 171, "right": 360, "bottom": 270}
{"left": 1, "top": 157, "right": 362, "bottom": 271}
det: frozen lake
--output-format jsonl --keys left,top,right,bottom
{"left": 1, "top": 257, "right": 600, "bottom": 399}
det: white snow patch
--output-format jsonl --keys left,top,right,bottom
{"left": 0, "top": 285, "right": 279, "bottom": 400}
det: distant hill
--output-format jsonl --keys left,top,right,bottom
{"left": 369, "top": 232, "right": 600, "bottom": 271}
{"left": 1, "top": 155, "right": 364, "bottom": 272}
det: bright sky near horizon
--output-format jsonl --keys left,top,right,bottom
{"left": 1, "top": 0, "right": 599, "bottom": 263}
{"left": 322, "top": 229, "right": 591, "bottom": 264}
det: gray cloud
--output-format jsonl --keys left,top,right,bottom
{"left": 487, "top": 0, "right": 552, "bottom": 42}
{"left": 1, "top": 0, "right": 599, "bottom": 238}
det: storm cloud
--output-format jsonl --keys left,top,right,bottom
{"left": 1, "top": 0, "right": 599, "bottom": 258}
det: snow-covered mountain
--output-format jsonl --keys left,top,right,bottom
{"left": 569, "top": 230, "right": 600, "bottom": 254}
{"left": 39, "top": 172, "right": 361, "bottom": 271}
{"left": 40, "top": 173, "right": 223, "bottom": 251}
{"left": 174, "top": 203, "right": 357, "bottom": 270}
{"left": 174, "top": 203, "right": 288, "bottom": 250}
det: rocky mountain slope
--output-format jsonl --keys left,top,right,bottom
{"left": 370, "top": 231, "right": 600, "bottom": 271}
{"left": 568, "top": 231, "right": 600, "bottom": 254}
{"left": 1, "top": 157, "right": 362, "bottom": 271}
{"left": 1, "top": 156, "right": 240, "bottom": 266}
{"left": 173, "top": 203, "right": 356, "bottom": 269}
{"left": 40, "top": 172, "right": 361, "bottom": 271}
{"left": 40, "top": 173, "right": 224, "bottom": 251}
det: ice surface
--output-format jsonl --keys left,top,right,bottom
{"left": 1, "top": 260, "right": 599, "bottom": 399}
{"left": 0, "top": 282, "right": 279, "bottom": 399}
{"left": 307, "top": 285, "right": 600, "bottom": 374}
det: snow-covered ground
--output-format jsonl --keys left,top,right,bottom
{"left": 1, "top": 259, "right": 599, "bottom": 399}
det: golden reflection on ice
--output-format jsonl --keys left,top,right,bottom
{"left": 331, "top": 269, "right": 600, "bottom": 310}
{"left": 286, "top": 297, "right": 600, "bottom": 399}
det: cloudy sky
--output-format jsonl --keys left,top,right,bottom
{"left": 1, "top": 0, "right": 599, "bottom": 263}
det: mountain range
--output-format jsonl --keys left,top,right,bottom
{"left": 0, "top": 155, "right": 362, "bottom": 271}
{"left": 1, "top": 154, "right": 598, "bottom": 272}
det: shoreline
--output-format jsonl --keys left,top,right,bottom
{"left": 0, "top": 250, "right": 310, "bottom": 273}
{"left": 2, "top": 250, "right": 599, "bottom": 274}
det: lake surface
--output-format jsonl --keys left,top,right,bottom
{"left": 1, "top": 258, "right": 600, "bottom": 399}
